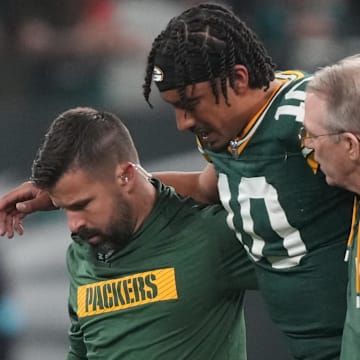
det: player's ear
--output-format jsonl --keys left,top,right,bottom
{"left": 233, "top": 64, "right": 249, "bottom": 94}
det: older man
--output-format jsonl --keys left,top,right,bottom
{"left": 303, "top": 54, "right": 360, "bottom": 360}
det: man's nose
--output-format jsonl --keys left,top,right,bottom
{"left": 175, "top": 109, "right": 195, "bottom": 131}
{"left": 67, "top": 211, "right": 86, "bottom": 234}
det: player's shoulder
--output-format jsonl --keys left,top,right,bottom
{"left": 197, "top": 203, "right": 231, "bottom": 232}
{"left": 176, "top": 198, "right": 226, "bottom": 222}
{"left": 158, "top": 183, "right": 226, "bottom": 227}
{"left": 270, "top": 70, "right": 312, "bottom": 113}
{"left": 276, "top": 70, "right": 312, "bottom": 82}
{"left": 198, "top": 203, "right": 227, "bottom": 219}
{"left": 173, "top": 198, "right": 229, "bottom": 231}
{"left": 66, "top": 240, "right": 89, "bottom": 271}
{"left": 276, "top": 70, "right": 313, "bottom": 92}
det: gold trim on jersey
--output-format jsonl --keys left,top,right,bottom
{"left": 77, "top": 268, "right": 178, "bottom": 318}
{"left": 276, "top": 70, "right": 306, "bottom": 81}
{"left": 345, "top": 197, "right": 360, "bottom": 308}
{"left": 300, "top": 147, "right": 319, "bottom": 174}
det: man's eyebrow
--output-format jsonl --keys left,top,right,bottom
{"left": 57, "top": 198, "right": 91, "bottom": 210}
{"left": 171, "top": 97, "right": 199, "bottom": 108}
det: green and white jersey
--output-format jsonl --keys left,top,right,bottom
{"left": 201, "top": 71, "right": 353, "bottom": 270}
{"left": 66, "top": 180, "right": 256, "bottom": 360}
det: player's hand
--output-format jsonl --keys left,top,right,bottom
{"left": 0, "top": 181, "right": 56, "bottom": 238}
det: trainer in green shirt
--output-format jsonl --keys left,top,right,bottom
{"left": 30, "top": 107, "right": 257, "bottom": 360}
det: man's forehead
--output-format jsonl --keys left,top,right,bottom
{"left": 160, "top": 81, "right": 210, "bottom": 101}
{"left": 153, "top": 53, "right": 222, "bottom": 92}
{"left": 49, "top": 176, "right": 96, "bottom": 210}
{"left": 304, "top": 93, "right": 328, "bottom": 128}
{"left": 50, "top": 169, "right": 93, "bottom": 194}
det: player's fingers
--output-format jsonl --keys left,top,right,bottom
{"left": 14, "top": 221, "right": 24, "bottom": 236}
{"left": 0, "top": 181, "right": 33, "bottom": 211}
{"left": 13, "top": 214, "right": 25, "bottom": 236}
{"left": 0, "top": 210, "right": 12, "bottom": 236}
{"left": 5, "top": 215, "right": 15, "bottom": 239}
{"left": 16, "top": 201, "right": 36, "bottom": 214}
{"left": 0, "top": 181, "right": 35, "bottom": 234}
{"left": 0, "top": 216, "right": 5, "bottom": 236}
{"left": 16, "top": 193, "right": 54, "bottom": 214}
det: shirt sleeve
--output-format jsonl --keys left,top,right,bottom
{"left": 202, "top": 205, "right": 258, "bottom": 291}
{"left": 67, "top": 302, "right": 87, "bottom": 360}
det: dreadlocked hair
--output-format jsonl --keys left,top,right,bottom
{"left": 143, "top": 2, "right": 276, "bottom": 107}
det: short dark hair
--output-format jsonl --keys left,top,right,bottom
{"left": 143, "top": 2, "right": 275, "bottom": 107}
{"left": 31, "top": 107, "right": 139, "bottom": 189}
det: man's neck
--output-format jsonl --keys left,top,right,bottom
{"left": 133, "top": 177, "right": 157, "bottom": 233}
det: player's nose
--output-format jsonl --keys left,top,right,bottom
{"left": 175, "top": 109, "right": 195, "bottom": 131}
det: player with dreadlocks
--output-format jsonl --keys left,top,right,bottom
{"left": 0, "top": 2, "right": 354, "bottom": 359}
{"left": 143, "top": 3, "right": 275, "bottom": 108}
{"left": 143, "top": 3, "right": 354, "bottom": 360}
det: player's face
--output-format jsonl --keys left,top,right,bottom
{"left": 160, "top": 80, "right": 248, "bottom": 152}
{"left": 304, "top": 92, "right": 353, "bottom": 188}
{"left": 49, "top": 168, "right": 135, "bottom": 253}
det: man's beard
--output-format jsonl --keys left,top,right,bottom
{"left": 76, "top": 201, "right": 135, "bottom": 254}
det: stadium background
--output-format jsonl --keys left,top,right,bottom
{"left": 0, "top": 1, "right": 359, "bottom": 359}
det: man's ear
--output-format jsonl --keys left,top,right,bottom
{"left": 115, "top": 162, "right": 135, "bottom": 186}
{"left": 344, "top": 132, "right": 360, "bottom": 161}
{"left": 233, "top": 64, "right": 249, "bottom": 94}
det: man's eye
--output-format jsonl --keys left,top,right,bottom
{"left": 71, "top": 205, "right": 84, "bottom": 211}
{"left": 184, "top": 102, "right": 198, "bottom": 111}
{"left": 68, "top": 201, "right": 90, "bottom": 211}
{"left": 187, "top": 105, "right": 196, "bottom": 111}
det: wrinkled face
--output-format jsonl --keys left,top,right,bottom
{"left": 160, "top": 80, "right": 245, "bottom": 152}
{"left": 49, "top": 168, "right": 135, "bottom": 253}
{"left": 303, "top": 92, "right": 352, "bottom": 187}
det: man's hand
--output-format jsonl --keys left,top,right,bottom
{"left": 0, "top": 181, "right": 56, "bottom": 238}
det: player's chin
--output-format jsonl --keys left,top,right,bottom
{"left": 204, "top": 139, "right": 229, "bottom": 153}
{"left": 87, "top": 235, "right": 102, "bottom": 246}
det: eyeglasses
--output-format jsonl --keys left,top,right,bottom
{"left": 298, "top": 126, "right": 343, "bottom": 146}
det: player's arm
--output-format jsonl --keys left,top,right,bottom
{"left": 153, "top": 163, "right": 220, "bottom": 204}
{"left": 0, "top": 181, "right": 56, "bottom": 238}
